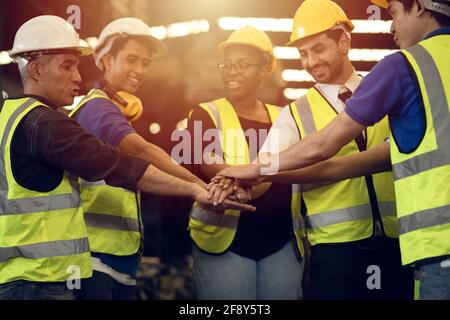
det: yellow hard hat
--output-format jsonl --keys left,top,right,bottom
{"left": 218, "top": 26, "right": 276, "bottom": 74}
{"left": 288, "top": 0, "right": 354, "bottom": 46}
{"left": 370, "top": 0, "right": 388, "bottom": 8}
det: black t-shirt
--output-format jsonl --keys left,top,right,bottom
{"left": 7, "top": 95, "right": 149, "bottom": 193}
{"left": 187, "top": 107, "right": 293, "bottom": 261}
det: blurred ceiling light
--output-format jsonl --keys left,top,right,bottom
{"left": 0, "top": 51, "right": 13, "bottom": 65}
{"left": 282, "top": 69, "right": 314, "bottom": 82}
{"left": 176, "top": 118, "right": 188, "bottom": 131}
{"left": 85, "top": 37, "right": 99, "bottom": 49}
{"left": 284, "top": 88, "right": 309, "bottom": 100}
{"left": 167, "top": 20, "right": 210, "bottom": 38}
{"left": 150, "top": 26, "right": 168, "bottom": 40}
{"left": 218, "top": 17, "right": 292, "bottom": 32}
{"left": 218, "top": 17, "right": 392, "bottom": 34}
{"left": 282, "top": 69, "right": 369, "bottom": 82}
{"left": 274, "top": 46, "right": 397, "bottom": 61}
{"left": 352, "top": 19, "right": 392, "bottom": 34}
{"left": 149, "top": 123, "right": 161, "bottom": 135}
{"left": 348, "top": 49, "right": 397, "bottom": 61}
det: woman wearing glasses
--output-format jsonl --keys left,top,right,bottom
{"left": 186, "top": 26, "right": 304, "bottom": 300}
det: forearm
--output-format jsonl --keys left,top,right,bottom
{"left": 265, "top": 142, "right": 392, "bottom": 184}
{"left": 137, "top": 164, "right": 203, "bottom": 199}
{"left": 271, "top": 112, "right": 365, "bottom": 173}
{"left": 138, "top": 143, "right": 205, "bottom": 186}
{"left": 251, "top": 182, "right": 272, "bottom": 199}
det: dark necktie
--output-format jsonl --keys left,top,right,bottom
{"left": 339, "top": 88, "right": 366, "bottom": 150}
{"left": 339, "top": 89, "right": 383, "bottom": 235}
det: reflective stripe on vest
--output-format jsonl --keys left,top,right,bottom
{"left": 290, "top": 87, "right": 398, "bottom": 245}
{"left": 0, "top": 238, "right": 90, "bottom": 262}
{"left": 70, "top": 90, "right": 142, "bottom": 256}
{"left": 391, "top": 36, "right": 450, "bottom": 265}
{"left": 189, "top": 98, "right": 304, "bottom": 256}
{"left": 0, "top": 98, "right": 91, "bottom": 283}
{"left": 84, "top": 213, "right": 140, "bottom": 232}
{"left": 305, "top": 202, "right": 396, "bottom": 229}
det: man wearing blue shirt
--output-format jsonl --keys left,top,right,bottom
{"left": 220, "top": 0, "right": 450, "bottom": 300}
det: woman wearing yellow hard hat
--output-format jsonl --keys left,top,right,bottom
{"left": 186, "top": 26, "right": 304, "bottom": 300}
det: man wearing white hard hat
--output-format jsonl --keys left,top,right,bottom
{"left": 214, "top": 0, "right": 413, "bottom": 300}
{"left": 220, "top": 0, "right": 450, "bottom": 300}
{"left": 0, "top": 15, "right": 254, "bottom": 300}
{"left": 69, "top": 17, "right": 211, "bottom": 300}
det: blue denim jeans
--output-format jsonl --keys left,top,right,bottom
{"left": 418, "top": 258, "right": 450, "bottom": 300}
{"left": 192, "top": 240, "right": 303, "bottom": 300}
{"left": 0, "top": 280, "right": 75, "bottom": 300}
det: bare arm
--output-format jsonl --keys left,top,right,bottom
{"left": 265, "top": 142, "right": 391, "bottom": 184}
{"left": 217, "top": 112, "right": 367, "bottom": 180}
{"left": 136, "top": 164, "right": 255, "bottom": 211}
{"left": 275, "top": 112, "right": 366, "bottom": 172}
{"left": 119, "top": 133, "right": 206, "bottom": 188}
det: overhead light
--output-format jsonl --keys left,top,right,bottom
{"left": 85, "top": 37, "right": 99, "bottom": 49}
{"left": 176, "top": 118, "right": 188, "bottom": 130}
{"left": 352, "top": 19, "right": 392, "bottom": 34}
{"left": 282, "top": 69, "right": 315, "bottom": 82}
{"left": 218, "top": 17, "right": 292, "bottom": 32}
{"left": 0, "top": 51, "right": 13, "bottom": 65}
{"left": 274, "top": 46, "right": 397, "bottom": 61}
{"left": 150, "top": 26, "right": 168, "bottom": 40}
{"left": 218, "top": 17, "right": 392, "bottom": 34}
{"left": 284, "top": 88, "right": 308, "bottom": 100}
{"left": 149, "top": 123, "right": 161, "bottom": 135}
{"left": 167, "top": 20, "right": 210, "bottom": 38}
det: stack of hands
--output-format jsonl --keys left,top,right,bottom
{"left": 201, "top": 163, "right": 265, "bottom": 212}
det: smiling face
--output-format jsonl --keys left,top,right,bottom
{"left": 297, "top": 31, "right": 349, "bottom": 84}
{"left": 102, "top": 38, "right": 153, "bottom": 94}
{"left": 220, "top": 45, "right": 269, "bottom": 102}
{"left": 388, "top": 0, "right": 427, "bottom": 49}
{"left": 32, "top": 53, "right": 82, "bottom": 107}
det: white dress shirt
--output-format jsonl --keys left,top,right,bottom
{"left": 260, "top": 70, "right": 362, "bottom": 155}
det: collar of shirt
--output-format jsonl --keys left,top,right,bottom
{"left": 425, "top": 27, "right": 450, "bottom": 39}
{"left": 316, "top": 69, "right": 362, "bottom": 105}
{"left": 8, "top": 94, "right": 55, "bottom": 109}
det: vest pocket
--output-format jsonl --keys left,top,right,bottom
{"left": 189, "top": 216, "right": 220, "bottom": 234}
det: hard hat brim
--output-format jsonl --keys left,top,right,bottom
{"left": 370, "top": 0, "right": 389, "bottom": 8}
{"left": 10, "top": 45, "right": 93, "bottom": 58}
{"left": 286, "top": 20, "right": 355, "bottom": 47}
{"left": 95, "top": 34, "right": 167, "bottom": 58}
{"left": 217, "top": 41, "right": 276, "bottom": 74}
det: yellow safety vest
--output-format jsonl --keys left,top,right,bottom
{"left": 391, "top": 35, "right": 450, "bottom": 266}
{"left": 289, "top": 87, "right": 398, "bottom": 246}
{"left": 188, "top": 98, "right": 305, "bottom": 256}
{"left": 69, "top": 89, "right": 143, "bottom": 256}
{"left": 0, "top": 98, "right": 91, "bottom": 283}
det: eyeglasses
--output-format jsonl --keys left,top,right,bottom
{"left": 217, "top": 61, "right": 262, "bottom": 74}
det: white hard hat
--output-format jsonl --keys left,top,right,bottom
{"left": 10, "top": 15, "right": 92, "bottom": 59}
{"left": 94, "top": 17, "right": 167, "bottom": 70}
